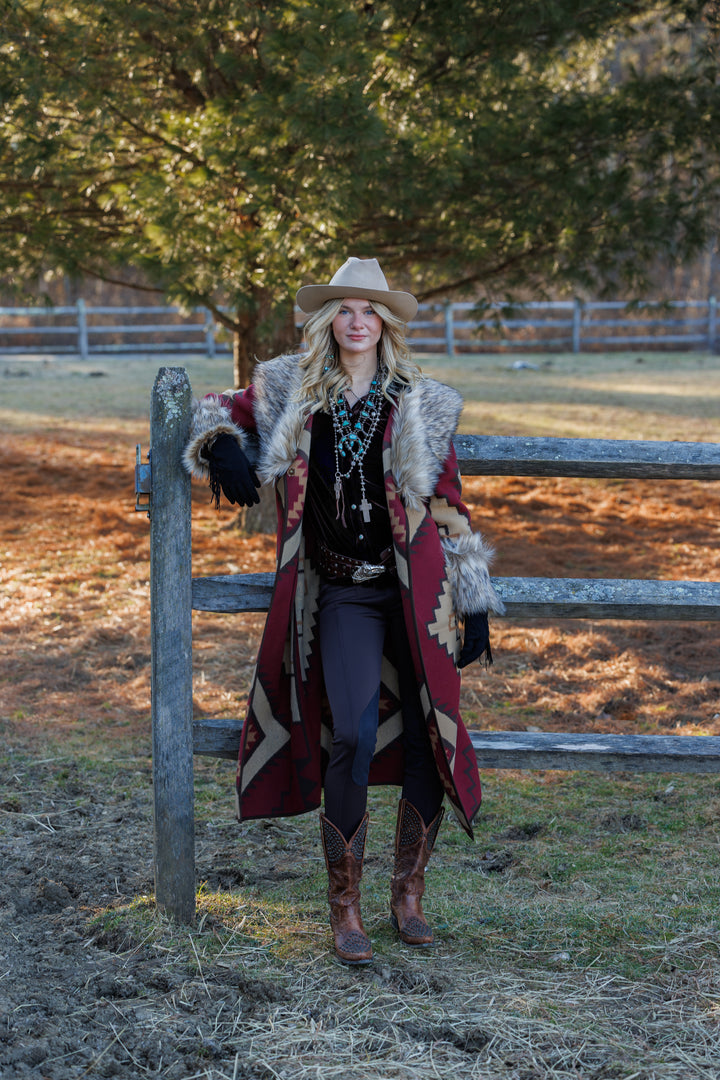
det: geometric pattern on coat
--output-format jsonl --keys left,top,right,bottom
{"left": 184, "top": 355, "right": 504, "bottom": 838}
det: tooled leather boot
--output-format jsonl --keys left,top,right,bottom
{"left": 319, "top": 812, "right": 373, "bottom": 965}
{"left": 390, "top": 799, "right": 444, "bottom": 946}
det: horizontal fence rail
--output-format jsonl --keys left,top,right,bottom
{"left": 191, "top": 574, "right": 720, "bottom": 622}
{"left": 189, "top": 427, "right": 720, "bottom": 777}
{"left": 192, "top": 720, "right": 720, "bottom": 774}
{"left": 453, "top": 435, "right": 720, "bottom": 480}
{"left": 2, "top": 297, "right": 718, "bottom": 356}
{"left": 189, "top": 432, "right": 720, "bottom": 761}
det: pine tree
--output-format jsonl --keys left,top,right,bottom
{"left": 1, "top": 0, "right": 718, "bottom": 382}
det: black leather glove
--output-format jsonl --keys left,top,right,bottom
{"left": 207, "top": 433, "right": 260, "bottom": 508}
{"left": 458, "top": 611, "right": 493, "bottom": 669}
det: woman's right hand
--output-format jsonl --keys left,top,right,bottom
{"left": 207, "top": 433, "right": 261, "bottom": 507}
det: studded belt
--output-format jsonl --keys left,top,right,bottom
{"left": 317, "top": 543, "right": 395, "bottom": 585}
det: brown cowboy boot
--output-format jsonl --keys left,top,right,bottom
{"left": 390, "top": 799, "right": 444, "bottom": 946}
{"left": 319, "top": 812, "right": 373, "bottom": 965}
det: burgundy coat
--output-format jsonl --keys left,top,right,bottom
{"left": 184, "top": 355, "right": 504, "bottom": 837}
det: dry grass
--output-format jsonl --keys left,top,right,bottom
{"left": 81, "top": 912, "right": 720, "bottom": 1079}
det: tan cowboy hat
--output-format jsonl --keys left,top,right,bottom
{"left": 296, "top": 257, "right": 418, "bottom": 322}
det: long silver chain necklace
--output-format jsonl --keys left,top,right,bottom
{"left": 329, "top": 367, "right": 385, "bottom": 526}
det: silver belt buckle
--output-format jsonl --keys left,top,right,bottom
{"left": 352, "top": 562, "right": 386, "bottom": 583}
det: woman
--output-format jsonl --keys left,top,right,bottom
{"left": 184, "top": 257, "right": 504, "bottom": 965}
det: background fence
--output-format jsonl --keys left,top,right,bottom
{"left": 1, "top": 297, "right": 718, "bottom": 357}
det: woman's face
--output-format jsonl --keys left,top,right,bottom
{"left": 331, "top": 298, "right": 383, "bottom": 364}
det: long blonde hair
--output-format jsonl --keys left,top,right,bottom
{"left": 297, "top": 298, "right": 421, "bottom": 411}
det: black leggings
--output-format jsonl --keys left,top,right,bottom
{"left": 317, "top": 578, "right": 444, "bottom": 839}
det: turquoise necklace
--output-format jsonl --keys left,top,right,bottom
{"left": 329, "top": 367, "right": 385, "bottom": 526}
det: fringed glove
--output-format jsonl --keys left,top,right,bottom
{"left": 207, "top": 433, "right": 260, "bottom": 508}
{"left": 458, "top": 611, "right": 493, "bottom": 669}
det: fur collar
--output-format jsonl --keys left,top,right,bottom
{"left": 253, "top": 355, "right": 463, "bottom": 508}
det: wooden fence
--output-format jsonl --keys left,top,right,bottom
{"left": 3, "top": 297, "right": 719, "bottom": 356}
{"left": 141, "top": 367, "right": 720, "bottom": 923}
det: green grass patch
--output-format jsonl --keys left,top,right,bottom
{"left": 158, "top": 757, "right": 720, "bottom": 981}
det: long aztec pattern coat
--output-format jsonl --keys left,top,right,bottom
{"left": 184, "top": 354, "right": 504, "bottom": 838}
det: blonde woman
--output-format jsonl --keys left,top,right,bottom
{"left": 184, "top": 258, "right": 504, "bottom": 965}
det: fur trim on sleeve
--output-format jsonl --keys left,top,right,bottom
{"left": 182, "top": 397, "right": 248, "bottom": 480}
{"left": 441, "top": 532, "right": 506, "bottom": 616}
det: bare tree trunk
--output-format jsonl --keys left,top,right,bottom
{"left": 227, "top": 485, "right": 278, "bottom": 535}
{"left": 708, "top": 235, "right": 719, "bottom": 299}
{"left": 232, "top": 328, "right": 252, "bottom": 389}
{"left": 225, "top": 296, "right": 299, "bottom": 534}
{"left": 231, "top": 294, "right": 299, "bottom": 388}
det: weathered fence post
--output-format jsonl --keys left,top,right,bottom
{"left": 150, "top": 367, "right": 195, "bottom": 924}
{"left": 204, "top": 309, "right": 216, "bottom": 358}
{"left": 708, "top": 296, "right": 717, "bottom": 353}
{"left": 76, "top": 298, "right": 89, "bottom": 359}
{"left": 443, "top": 300, "right": 455, "bottom": 356}
{"left": 572, "top": 298, "right": 583, "bottom": 353}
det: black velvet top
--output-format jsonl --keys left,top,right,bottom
{"left": 304, "top": 395, "right": 394, "bottom": 562}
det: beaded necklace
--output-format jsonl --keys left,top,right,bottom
{"left": 328, "top": 366, "right": 385, "bottom": 526}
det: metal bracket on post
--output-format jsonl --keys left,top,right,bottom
{"left": 134, "top": 445, "right": 152, "bottom": 516}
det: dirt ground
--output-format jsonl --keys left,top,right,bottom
{"left": 1, "top": 355, "right": 719, "bottom": 1078}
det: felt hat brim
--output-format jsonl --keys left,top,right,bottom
{"left": 296, "top": 258, "right": 418, "bottom": 322}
